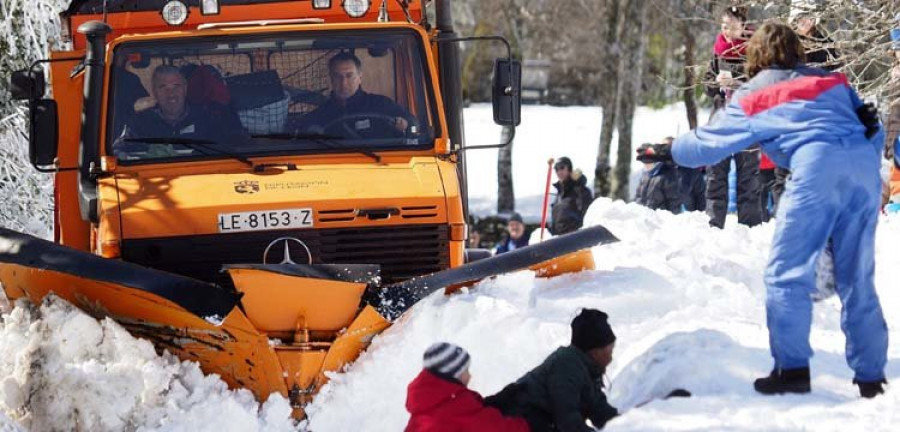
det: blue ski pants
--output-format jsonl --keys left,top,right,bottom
{"left": 764, "top": 141, "right": 888, "bottom": 382}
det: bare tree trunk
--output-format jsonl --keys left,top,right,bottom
{"left": 681, "top": 20, "right": 698, "bottom": 130}
{"left": 611, "top": 0, "right": 648, "bottom": 201}
{"left": 594, "top": 0, "right": 620, "bottom": 198}
{"left": 497, "top": 125, "right": 515, "bottom": 213}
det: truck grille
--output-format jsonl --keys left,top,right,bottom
{"left": 121, "top": 225, "right": 450, "bottom": 288}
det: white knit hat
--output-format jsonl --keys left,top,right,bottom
{"left": 423, "top": 342, "right": 471, "bottom": 381}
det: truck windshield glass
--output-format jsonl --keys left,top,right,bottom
{"left": 106, "top": 29, "right": 439, "bottom": 163}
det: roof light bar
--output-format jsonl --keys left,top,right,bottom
{"left": 161, "top": 0, "right": 189, "bottom": 26}
{"left": 201, "top": 0, "right": 220, "bottom": 15}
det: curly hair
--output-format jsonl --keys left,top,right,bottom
{"left": 746, "top": 21, "right": 806, "bottom": 78}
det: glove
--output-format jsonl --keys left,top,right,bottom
{"left": 651, "top": 143, "right": 673, "bottom": 161}
{"left": 855, "top": 102, "right": 880, "bottom": 139}
{"left": 636, "top": 143, "right": 673, "bottom": 163}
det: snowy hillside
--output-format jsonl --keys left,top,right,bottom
{"left": 0, "top": 105, "right": 896, "bottom": 431}
{"left": 463, "top": 103, "right": 709, "bottom": 221}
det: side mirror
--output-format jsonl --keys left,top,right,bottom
{"left": 29, "top": 99, "right": 59, "bottom": 167}
{"left": 10, "top": 70, "right": 45, "bottom": 100}
{"left": 492, "top": 59, "right": 522, "bottom": 127}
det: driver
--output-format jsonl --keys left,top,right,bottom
{"left": 114, "top": 65, "right": 243, "bottom": 157}
{"left": 297, "top": 52, "right": 415, "bottom": 139}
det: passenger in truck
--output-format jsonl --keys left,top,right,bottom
{"left": 114, "top": 65, "right": 245, "bottom": 158}
{"left": 296, "top": 52, "right": 416, "bottom": 140}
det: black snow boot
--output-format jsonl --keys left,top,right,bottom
{"left": 753, "top": 368, "right": 811, "bottom": 395}
{"left": 854, "top": 379, "right": 886, "bottom": 399}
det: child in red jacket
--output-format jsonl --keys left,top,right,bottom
{"left": 405, "top": 343, "right": 529, "bottom": 432}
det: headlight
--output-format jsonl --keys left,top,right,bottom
{"left": 161, "top": 0, "right": 189, "bottom": 26}
{"left": 313, "top": 0, "right": 332, "bottom": 9}
{"left": 200, "top": 0, "right": 220, "bottom": 15}
{"left": 342, "top": 0, "right": 370, "bottom": 18}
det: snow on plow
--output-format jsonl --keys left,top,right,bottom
{"left": 0, "top": 225, "right": 617, "bottom": 417}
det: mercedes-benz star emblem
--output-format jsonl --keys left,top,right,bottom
{"left": 262, "top": 237, "right": 313, "bottom": 265}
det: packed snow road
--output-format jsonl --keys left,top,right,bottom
{"left": 0, "top": 200, "right": 896, "bottom": 431}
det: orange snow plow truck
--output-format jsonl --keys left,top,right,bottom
{"left": 1, "top": 0, "right": 618, "bottom": 417}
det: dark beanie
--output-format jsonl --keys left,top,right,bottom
{"left": 571, "top": 309, "right": 616, "bottom": 352}
{"left": 554, "top": 157, "right": 573, "bottom": 171}
{"left": 508, "top": 212, "right": 524, "bottom": 224}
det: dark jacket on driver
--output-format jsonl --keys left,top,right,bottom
{"left": 297, "top": 89, "right": 413, "bottom": 139}
{"left": 113, "top": 105, "right": 243, "bottom": 156}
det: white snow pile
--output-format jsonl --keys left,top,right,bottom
{"left": 0, "top": 297, "right": 295, "bottom": 431}
{"left": 306, "top": 201, "right": 900, "bottom": 431}
{"left": 0, "top": 199, "right": 897, "bottom": 431}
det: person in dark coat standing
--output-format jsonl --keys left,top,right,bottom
{"left": 667, "top": 136, "right": 706, "bottom": 212}
{"left": 485, "top": 309, "right": 619, "bottom": 431}
{"left": 635, "top": 142, "right": 684, "bottom": 213}
{"left": 703, "top": 6, "right": 763, "bottom": 229}
{"left": 551, "top": 157, "right": 593, "bottom": 235}
{"left": 495, "top": 213, "right": 530, "bottom": 255}
{"left": 406, "top": 342, "right": 529, "bottom": 432}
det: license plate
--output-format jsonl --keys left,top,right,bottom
{"left": 217, "top": 208, "right": 313, "bottom": 233}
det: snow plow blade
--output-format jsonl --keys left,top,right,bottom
{"left": 0, "top": 224, "right": 616, "bottom": 416}
{"left": 372, "top": 224, "right": 619, "bottom": 320}
{"left": 0, "top": 228, "right": 388, "bottom": 416}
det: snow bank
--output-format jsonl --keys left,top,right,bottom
{"left": 307, "top": 201, "right": 900, "bottom": 431}
{"left": 0, "top": 297, "right": 295, "bottom": 431}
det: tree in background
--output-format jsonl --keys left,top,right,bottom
{"left": 0, "top": 0, "right": 66, "bottom": 237}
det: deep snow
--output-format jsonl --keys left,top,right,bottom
{"left": 305, "top": 201, "right": 900, "bottom": 431}
{"left": 0, "top": 105, "right": 897, "bottom": 431}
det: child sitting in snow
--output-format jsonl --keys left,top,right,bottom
{"left": 634, "top": 142, "right": 683, "bottom": 213}
{"left": 485, "top": 309, "right": 619, "bottom": 431}
{"left": 405, "top": 342, "right": 529, "bottom": 432}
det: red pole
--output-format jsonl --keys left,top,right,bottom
{"left": 540, "top": 158, "right": 554, "bottom": 241}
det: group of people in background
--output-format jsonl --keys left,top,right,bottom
{"left": 470, "top": 156, "right": 595, "bottom": 256}
{"left": 436, "top": 5, "right": 899, "bottom": 430}
{"left": 634, "top": 6, "right": 877, "bottom": 228}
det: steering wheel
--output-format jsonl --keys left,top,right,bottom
{"left": 321, "top": 112, "right": 410, "bottom": 139}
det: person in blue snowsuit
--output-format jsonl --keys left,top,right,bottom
{"left": 673, "top": 22, "right": 888, "bottom": 398}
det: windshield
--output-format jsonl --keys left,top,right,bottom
{"left": 106, "top": 29, "right": 439, "bottom": 164}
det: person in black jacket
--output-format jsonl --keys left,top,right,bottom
{"left": 635, "top": 142, "right": 683, "bottom": 213}
{"left": 494, "top": 212, "right": 530, "bottom": 255}
{"left": 551, "top": 157, "right": 593, "bottom": 235}
{"left": 485, "top": 309, "right": 618, "bottom": 431}
{"left": 114, "top": 65, "right": 245, "bottom": 159}
{"left": 703, "top": 6, "right": 762, "bottom": 229}
{"left": 297, "top": 52, "right": 415, "bottom": 139}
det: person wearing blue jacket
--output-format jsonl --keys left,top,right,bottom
{"left": 673, "top": 22, "right": 888, "bottom": 398}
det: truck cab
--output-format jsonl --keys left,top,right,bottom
{"left": 19, "top": 0, "right": 518, "bottom": 287}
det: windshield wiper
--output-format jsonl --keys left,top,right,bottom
{"left": 122, "top": 137, "right": 253, "bottom": 167}
{"left": 251, "top": 132, "right": 382, "bottom": 163}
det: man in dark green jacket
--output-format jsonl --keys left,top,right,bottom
{"left": 486, "top": 309, "right": 618, "bottom": 431}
